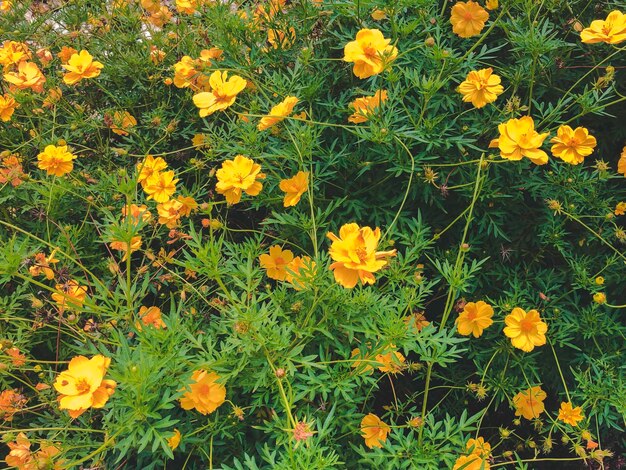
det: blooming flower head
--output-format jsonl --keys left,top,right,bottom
{"left": 3, "top": 61, "right": 46, "bottom": 93}
{"left": 360, "top": 413, "right": 390, "bottom": 448}
{"left": 490, "top": 116, "right": 549, "bottom": 165}
{"left": 267, "top": 27, "right": 297, "bottom": 50}
{"left": 157, "top": 199, "right": 184, "bottom": 228}
{"left": 37, "top": 145, "right": 77, "bottom": 177}
{"left": 581, "top": 11, "right": 626, "bottom": 45}
{"left": 513, "top": 386, "right": 546, "bottom": 420}
{"left": 29, "top": 251, "right": 59, "bottom": 280}
{"left": 5, "top": 347, "right": 25, "bottom": 367}
{"left": 549, "top": 125, "right": 597, "bottom": 165}
{"left": 286, "top": 255, "right": 316, "bottom": 290}
{"left": 458, "top": 68, "right": 503, "bottom": 108}
{"left": 279, "top": 171, "right": 309, "bottom": 207}
{"left": 258, "top": 96, "right": 299, "bottom": 131}
{"left": 558, "top": 402, "right": 584, "bottom": 426}
{"left": 176, "top": 195, "right": 198, "bottom": 217}
{"left": 143, "top": 170, "right": 178, "bottom": 203}
{"left": 167, "top": 429, "right": 181, "bottom": 450}
{"left": 62, "top": 50, "right": 103, "bottom": 85}
{"left": 4, "top": 433, "right": 59, "bottom": 470}
{"left": 0, "top": 154, "right": 25, "bottom": 187}
{"left": 215, "top": 155, "right": 265, "bottom": 205}
{"left": 136, "top": 155, "right": 167, "bottom": 187}
{"left": 109, "top": 235, "right": 142, "bottom": 261}
{"left": 375, "top": 348, "right": 406, "bottom": 374}
{"left": 180, "top": 370, "right": 226, "bottom": 415}
{"left": 456, "top": 301, "right": 494, "bottom": 338}
{"left": 615, "top": 202, "right": 626, "bottom": 216}
{"left": 173, "top": 56, "right": 199, "bottom": 88}
{"left": 618, "top": 146, "right": 626, "bottom": 175}
{"left": 503, "top": 307, "right": 547, "bottom": 352}
{"left": 343, "top": 29, "right": 398, "bottom": 79}
{"left": 259, "top": 245, "right": 295, "bottom": 281}
{"left": 0, "top": 389, "right": 27, "bottom": 422}
{"left": 108, "top": 110, "right": 137, "bottom": 136}
{"left": 57, "top": 46, "right": 78, "bottom": 64}
{"left": 138, "top": 306, "right": 166, "bottom": 330}
{"left": 485, "top": 0, "right": 498, "bottom": 10}
{"left": 0, "top": 41, "right": 31, "bottom": 67}
{"left": 54, "top": 355, "right": 117, "bottom": 418}
{"left": 348, "top": 90, "right": 387, "bottom": 123}
{"left": 452, "top": 454, "right": 489, "bottom": 470}
{"left": 192, "top": 71, "right": 247, "bottom": 117}
{"left": 122, "top": 203, "right": 152, "bottom": 225}
{"left": 466, "top": 437, "right": 491, "bottom": 459}
{"left": 51, "top": 280, "right": 87, "bottom": 312}
{"left": 450, "top": 1, "right": 489, "bottom": 38}
{"left": 0, "top": 93, "right": 18, "bottom": 121}
{"left": 327, "top": 223, "right": 397, "bottom": 288}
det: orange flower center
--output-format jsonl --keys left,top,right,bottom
{"left": 76, "top": 378, "right": 91, "bottom": 394}
{"left": 363, "top": 45, "right": 378, "bottom": 59}
{"left": 464, "top": 11, "right": 474, "bottom": 20}
{"left": 466, "top": 310, "right": 477, "bottom": 321}
{"left": 520, "top": 318, "right": 534, "bottom": 333}
{"left": 356, "top": 247, "right": 368, "bottom": 262}
{"left": 275, "top": 257, "right": 285, "bottom": 265}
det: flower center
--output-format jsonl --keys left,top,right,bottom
{"left": 76, "top": 378, "right": 91, "bottom": 394}
{"left": 363, "top": 45, "right": 378, "bottom": 59}
{"left": 356, "top": 247, "right": 368, "bottom": 262}
{"left": 520, "top": 319, "right": 534, "bottom": 333}
{"left": 466, "top": 311, "right": 477, "bottom": 321}
{"left": 464, "top": 11, "right": 474, "bottom": 20}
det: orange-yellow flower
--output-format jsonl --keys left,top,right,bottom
{"left": 54, "top": 355, "right": 117, "bottom": 418}
{"left": 167, "top": 429, "right": 181, "bottom": 450}
{"left": 29, "top": 251, "right": 59, "bottom": 280}
{"left": 286, "top": 256, "right": 316, "bottom": 290}
{"left": 549, "top": 125, "right": 597, "bottom": 165}
{"left": 62, "top": 50, "right": 103, "bottom": 85}
{"left": 375, "top": 349, "right": 405, "bottom": 374}
{"left": 143, "top": 170, "right": 178, "bottom": 203}
{"left": 192, "top": 71, "right": 247, "bottom": 117}
{"left": 512, "top": 386, "right": 546, "bottom": 420}
{"left": 176, "top": 195, "right": 198, "bottom": 217}
{"left": 351, "top": 347, "right": 374, "bottom": 374}
{"left": 5, "top": 347, "right": 25, "bottom": 367}
{"left": 343, "top": 29, "right": 398, "bottom": 79}
{"left": 0, "top": 154, "right": 25, "bottom": 187}
{"left": 327, "top": 223, "right": 397, "bottom": 288}
{"left": 615, "top": 202, "right": 626, "bottom": 216}
{"left": 5, "top": 433, "right": 59, "bottom": 469}
{"left": 490, "top": 116, "right": 549, "bottom": 165}
{"left": 57, "top": 46, "right": 78, "bottom": 64}
{"left": 503, "top": 307, "right": 547, "bottom": 352}
{"left": 109, "top": 111, "right": 137, "bottom": 136}
{"left": 157, "top": 199, "right": 184, "bottom": 228}
{"left": 348, "top": 90, "right": 387, "bottom": 123}
{"left": 360, "top": 413, "right": 390, "bottom": 448}
{"left": 136, "top": 155, "right": 167, "bottom": 187}
{"left": 581, "top": 10, "right": 626, "bottom": 45}
{"left": 51, "top": 280, "right": 88, "bottom": 312}
{"left": 557, "top": 402, "right": 584, "bottom": 426}
{"left": 138, "top": 306, "right": 166, "bottom": 329}
{"left": 3, "top": 61, "right": 46, "bottom": 93}
{"left": 279, "top": 171, "right": 309, "bottom": 207}
{"left": 0, "top": 389, "right": 27, "bottom": 422}
{"left": 0, "top": 93, "right": 18, "bottom": 121}
{"left": 173, "top": 56, "right": 198, "bottom": 88}
{"left": 485, "top": 0, "right": 498, "bottom": 10}
{"left": 466, "top": 437, "right": 491, "bottom": 459}
{"left": 453, "top": 437, "right": 492, "bottom": 470}
{"left": 258, "top": 96, "right": 299, "bottom": 131}
{"left": 458, "top": 68, "right": 503, "bottom": 108}
{"left": 122, "top": 204, "right": 152, "bottom": 225}
{"left": 267, "top": 27, "right": 296, "bottom": 50}
{"left": 618, "top": 146, "right": 626, "bottom": 175}
{"left": 456, "top": 301, "right": 494, "bottom": 337}
{"left": 180, "top": 370, "right": 226, "bottom": 415}
{"left": 259, "top": 245, "right": 294, "bottom": 281}
{"left": 215, "top": 155, "right": 265, "bottom": 205}
{"left": 0, "top": 41, "right": 31, "bottom": 67}
{"left": 109, "top": 235, "right": 142, "bottom": 261}
{"left": 450, "top": 1, "right": 489, "bottom": 38}
{"left": 146, "top": 5, "right": 173, "bottom": 27}
{"left": 37, "top": 145, "right": 77, "bottom": 177}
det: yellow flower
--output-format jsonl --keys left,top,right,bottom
{"left": 453, "top": 454, "right": 488, "bottom": 470}
{"left": 0, "top": 41, "right": 30, "bottom": 67}
{"left": 259, "top": 245, "right": 294, "bottom": 281}
{"left": 348, "top": 90, "right": 387, "bottom": 124}
{"left": 466, "top": 436, "right": 491, "bottom": 459}
{"left": 0, "top": 0, "right": 11, "bottom": 10}
{"left": 54, "top": 355, "right": 117, "bottom": 418}
{"left": 286, "top": 256, "right": 316, "bottom": 290}
{"left": 550, "top": 125, "right": 597, "bottom": 164}
{"left": 122, "top": 203, "right": 152, "bottom": 225}
{"left": 327, "top": 223, "right": 397, "bottom": 288}
{"left": 167, "top": 429, "right": 181, "bottom": 450}
{"left": 593, "top": 292, "right": 606, "bottom": 304}
{"left": 5, "top": 432, "right": 60, "bottom": 470}
{"left": 360, "top": 413, "right": 390, "bottom": 448}
{"left": 37, "top": 145, "right": 76, "bottom": 177}
{"left": 109, "top": 235, "right": 142, "bottom": 261}
{"left": 0, "top": 93, "right": 18, "bottom": 121}
{"left": 62, "top": 50, "right": 103, "bottom": 85}
{"left": 138, "top": 306, "right": 166, "bottom": 329}
{"left": 371, "top": 9, "right": 387, "bottom": 20}
{"left": 0, "top": 389, "right": 27, "bottom": 422}
{"left": 28, "top": 251, "right": 59, "bottom": 280}
{"left": 618, "top": 146, "right": 626, "bottom": 175}
{"left": 558, "top": 402, "right": 584, "bottom": 426}
{"left": 458, "top": 68, "right": 503, "bottom": 108}
{"left": 176, "top": 195, "right": 198, "bottom": 217}
{"left": 136, "top": 155, "right": 167, "bottom": 187}
{"left": 215, "top": 155, "right": 265, "bottom": 205}
{"left": 192, "top": 71, "right": 247, "bottom": 117}
{"left": 351, "top": 347, "right": 374, "bottom": 374}
{"left": 615, "top": 202, "right": 626, "bottom": 216}
{"left": 343, "top": 29, "right": 398, "bottom": 79}
{"left": 456, "top": 301, "right": 494, "bottom": 338}
{"left": 51, "top": 280, "right": 88, "bottom": 312}
{"left": 595, "top": 276, "right": 605, "bottom": 285}
{"left": 581, "top": 10, "right": 626, "bottom": 45}
{"left": 267, "top": 27, "right": 296, "bottom": 50}
{"left": 491, "top": 116, "right": 549, "bottom": 165}
{"left": 485, "top": 0, "right": 498, "bottom": 10}
{"left": 279, "top": 171, "right": 309, "bottom": 207}
{"left": 258, "top": 96, "right": 299, "bottom": 131}
{"left": 143, "top": 170, "right": 178, "bottom": 203}
{"left": 503, "top": 307, "right": 547, "bottom": 352}
{"left": 57, "top": 46, "right": 77, "bottom": 64}
{"left": 450, "top": 1, "right": 489, "bottom": 38}
{"left": 176, "top": 0, "right": 206, "bottom": 14}
{"left": 375, "top": 349, "right": 405, "bottom": 374}
{"left": 512, "top": 386, "right": 546, "bottom": 420}
{"left": 157, "top": 199, "right": 184, "bottom": 228}
{"left": 173, "top": 56, "right": 198, "bottom": 88}
{"left": 109, "top": 111, "right": 137, "bottom": 136}
{"left": 180, "top": 370, "right": 226, "bottom": 415}
{"left": 3, "top": 61, "right": 46, "bottom": 93}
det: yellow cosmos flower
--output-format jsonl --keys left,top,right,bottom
{"left": 503, "top": 307, "right": 547, "bottom": 352}
{"left": 259, "top": 245, "right": 295, "bottom": 281}
{"left": 375, "top": 349, "right": 406, "bottom": 374}
{"left": 136, "top": 155, "right": 167, "bottom": 187}
{"left": 371, "top": 9, "right": 387, "bottom": 20}
{"left": 138, "top": 305, "right": 166, "bottom": 330}
{"left": 215, "top": 155, "right": 265, "bottom": 205}
{"left": 593, "top": 292, "right": 606, "bottom": 304}
{"left": 343, "top": 29, "right": 398, "bottom": 79}
{"left": 453, "top": 454, "right": 488, "bottom": 470}
{"left": 167, "top": 429, "right": 181, "bottom": 450}
{"left": 466, "top": 437, "right": 491, "bottom": 459}
{"left": 62, "top": 50, "right": 103, "bottom": 85}
{"left": 29, "top": 251, "right": 59, "bottom": 280}
{"left": 173, "top": 56, "right": 198, "bottom": 88}
{"left": 348, "top": 90, "right": 387, "bottom": 124}
{"left": 557, "top": 402, "right": 584, "bottom": 426}
{"left": 456, "top": 300, "right": 494, "bottom": 337}
{"left": 615, "top": 202, "right": 626, "bottom": 216}
{"left": 0, "top": 41, "right": 31, "bottom": 67}
{"left": 360, "top": 413, "right": 390, "bottom": 448}
{"left": 279, "top": 171, "right": 309, "bottom": 207}
{"left": 192, "top": 71, "right": 247, "bottom": 117}
{"left": 57, "top": 46, "right": 77, "bottom": 64}
{"left": 6, "top": 433, "right": 60, "bottom": 470}
{"left": 490, "top": 116, "right": 549, "bottom": 165}
{"left": 176, "top": 195, "right": 198, "bottom": 217}
{"left": 351, "top": 347, "right": 374, "bottom": 374}
{"left": 180, "top": 370, "right": 226, "bottom": 415}
{"left": 581, "top": 10, "right": 626, "bottom": 45}
{"left": 51, "top": 280, "right": 88, "bottom": 312}
{"left": 327, "top": 223, "right": 397, "bottom": 288}
{"left": 267, "top": 27, "right": 296, "bottom": 50}
{"left": 143, "top": 170, "right": 178, "bottom": 203}
{"left": 286, "top": 255, "right": 316, "bottom": 290}
{"left": 485, "top": 0, "right": 498, "bottom": 10}
{"left": 450, "top": 1, "right": 489, "bottom": 38}
{"left": 157, "top": 199, "right": 183, "bottom": 228}
{"left": 549, "top": 125, "right": 597, "bottom": 165}
{"left": 458, "top": 68, "right": 503, "bottom": 108}
{"left": 109, "top": 111, "right": 137, "bottom": 136}
{"left": 3, "top": 61, "right": 46, "bottom": 93}
{"left": 109, "top": 235, "right": 142, "bottom": 261}
{"left": 54, "top": 355, "right": 117, "bottom": 418}
{"left": 512, "top": 386, "right": 546, "bottom": 420}
{"left": 258, "top": 96, "right": 299, "bottom": 131}
{"left": 618, "top": 146, "right": 626, "bottom": 175}
{"left": 122, "top": 203, "right": 152, "bottom": 225}
{"left": 0, "top": 93, "right": 18, "bottom": 122}
{"left": 37, "top": 145, "right": 76, "bottom": 177}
